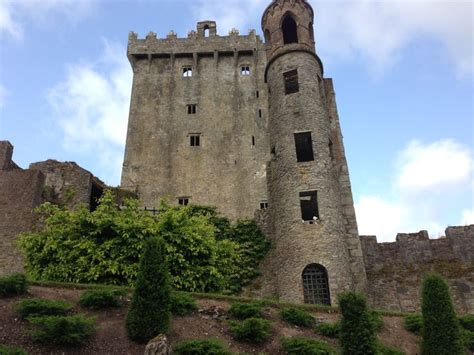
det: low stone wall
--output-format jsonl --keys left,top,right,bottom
{"left": 361, "top": 226, "right": 474, "bottom": 314}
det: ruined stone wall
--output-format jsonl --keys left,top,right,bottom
{"left": 122, "top": 25, "right": 270, "bottom": 220}
{"left": 360, "top": 226, "right": 474, "bottom": 314}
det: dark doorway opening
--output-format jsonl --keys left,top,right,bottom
{"left": 302, "top": 264, "right": 331, "bottom": 305}
{"left": 282, "top": 15, "right": 298, "bottom": 44}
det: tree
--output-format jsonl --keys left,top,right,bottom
{"left": 421, "top": 273, "right": 463, "bottom": 355}
{"left": 338, "top": 291, "right": 377, "bottom": 355}
{"left": 126, "top": 237, "right": 171, "bottom": 343}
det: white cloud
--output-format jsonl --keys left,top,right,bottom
{"left": 191, "top": 0, "right": 473, "bottom": 77}
{"left": 460, "top": 209, "right": 474, "bottom": 226}
{"left": 0, "top": 0, "right": 95, "bottom": 41}
{"left": 396, "top": 139, "right": 473, "bottom": 192}
{"left": 48, "top": 39, "right": 132, "bottom": 185}
{"left": 355, "top": 138, "right": 473, "bottom": 241}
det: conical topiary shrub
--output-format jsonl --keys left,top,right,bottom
{"left": 338, "top": 291, "right": 377, "bottom": 355}
{"left": 421, "top": 273, "right": 463, "bottom": 355}
{"left": 126, "top": 237, "right": 171, "bottom": 343}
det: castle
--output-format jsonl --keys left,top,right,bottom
{"left": 0, "top": 0, "right": 472, "bottom": 313}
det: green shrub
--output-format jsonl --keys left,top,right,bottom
{"left": 0, "top": 273, "right": 27, "bottom": 297}
{"left": 173, "top": 338, "right": 231, "bottom": 355}
{"left": 126, "top": 237, "right": 171, "bottom": 343}
{"left": 171, "top": 293, "right": 198, "bottom": 316}
{"left": 228, "top": 302, "right": 263, "bottom": 319}
{"left": 0, "top": 345, "right": 27, "bottom": 355}
{"left": 280, "top": 307, "right": 314, "bottom": 328}
{"left": 459, "top": 314, "right": 474, "bottom": 331}
{"left": 229, "top": 317, "right": 272, "bottom": 343}
{"left": 376, "top": 343, "right": 405, "bottom": 355}
{"left": 421, "top": 274, "right": 463, "bottom": 355}
{"left": 79, "top": 289, "right": 123, "bottom": 309}
{"left": 369, "top": 310, "right": 384, "bottom": 332}
{"left": 29, "top": 314, "right": 97, "bottom": 345}
{"left": 339, "top": 292, "right": 377, "bottom": 355}
{"left": 281, "top": 336, "right": 336, "bottom": 355}
{"left": 403, "top": 314, "right": 422, "bottom": 334}
{"left": 19, "top": 192, "right": 269, "bottom": 294}
{"left": 460, "top": 329, "right": 474, "bottom": 351}
{"left": 314, "top": 321, "right": 340, "bottom": 338}
{"left": 16, "top": 298, "right": 72, "bottom": 319}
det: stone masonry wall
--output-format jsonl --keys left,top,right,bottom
{"left": 360, "top": 225, "right": 474, "bottom": 314}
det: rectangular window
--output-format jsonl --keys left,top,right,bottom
{"left": 241, "top": 66, "right": 250, "bottom": 76}
{"left": 178, "top": 197, "right": 189, "bottom": 206}
{"left": 294, "top": 132, "right": 314, "bottom": 162}
{"left": 183, "top": 67, "right": 193, "bottom": 77}
{"left": 187, "top": 104, "right": 197, "bottom": 114}
{"left": 260, "top": 201, "right": 269, "bottom": 210}
{"left": 284, "top": 69, "right": 299, "bottom": 95}
{"left": 190, "top": 134, "right": 200, "bottom": 146}
{"left": 299, "top": 191, "right": 319, "bottom": 221}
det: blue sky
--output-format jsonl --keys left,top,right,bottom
{"left": 0, "top": 0, "right": 472, "bottom": 241}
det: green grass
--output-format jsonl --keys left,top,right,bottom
{"left": 173, "top": 338, "right": 231, "bottom": 355}
{"left": 315, "top": 321, "right": 341, "bottom": 338}
{"left": 228, "top": 302, "right": 264, "bottom": 319}
{"left": 0, "top": 274, "right": 27, "bottom": 297}
{"left": 281, "top": 336, "right": 336, "bottom": 355}
{"left": 79, "top": 289, "right": 124, "bottom": 309}
{"left": 280, "top": 307, "right": 314, "bottom": 327}
{"left": 0, "top": 344, "right": 28, "bottom": 355}
{"left": 171, "top": 292, "right": 198, "bottom": 316}
{"left": 229, "top": 317, "right": 272, "bottom": 343}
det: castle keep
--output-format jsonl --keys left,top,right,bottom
{"left": 122, "top": 0, "right": 367, "bottom": 305}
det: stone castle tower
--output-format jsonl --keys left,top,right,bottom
{"left": 121, "top": 0, "right": 367, "bottom": 304}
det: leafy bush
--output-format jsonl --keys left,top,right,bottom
{"left": 229, "top": 317, "right": 272, "bottom": 343}
{"left": 173, "top": 338, "right": 231, "bottom": 355}
{"left": 421, "top": 274, "right": 463, "bottom": 355}
{"left": 171, "top": 293, "right": 198, "bottom": 316}
{"left": 79, "top": 289, "right": 123, "bottom": 309}
{"left": 126, "top": 237, "right": 171, "bottom": 343}
{"left": 0, "top": 345, "right": 27, "bottom": 355}
{"left": 376, "top": 343, "right": 405, "bottom": 355}
{"left": 280, "top": 307, "right": 314, "bottom": 328}
{"left": 29, "top": 314, "right": 97, "bottom": 345}
{"left": 460, "top": 329, "right": 474, "bottom": 351}
{"left": 16, "top": 298, "right": 72, "bottom": 319}
{"left": 315, "top": 321, "right": 340, "bottom": 338}
{"left": 0, "top": 273, "right": 27, "bottom": 297}
{"left": 339, "top": 292, "right": 377, "bottom": 355}
{"left": 459, "top": 314, "right": 474, "bottom": 331}
{"left": 369, "top": 310, "right": 384, "bottom": 332}
{"left": 281, "top": 336, "right": 336, "bottom": 355}
{"left": 403, "top": 314, "right": 422, "bottom": 334}
{"left": 228, "top": 302, "right": 263, "bottom": 319}
{"left": 19, "top": 192, "right": 269, "bottom": 294}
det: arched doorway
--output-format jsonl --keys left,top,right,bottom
{"left": 302, "top": 264, "right": 331, "bottom": 305}
{"left": 282, "top": 14, "right": 298, "bottom": 44}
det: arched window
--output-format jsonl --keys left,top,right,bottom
{"left": 282, "top": 14, "right": 298, "bottom": 44}
{"left": 204, "top": 25, "right": 210, "bottom": 38}
{"left": 302, "top": 264, "right": 330, "bottom": 305}
{"left": 264, "top": 29, "right": 271, "bottom": 43}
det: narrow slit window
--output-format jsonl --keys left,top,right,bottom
{"left": 187, "top": 104, "right": 197, "bottom": 114}
{"left": 258, "top": 109, "right": 262, "bottom": 118}
{"left": 329, "top": 139, "right": 335, "bottom": 161}
{"left": 241, "top": 66, "right": 251, "bottom": 76}
{"left": 294, "top": 132, "right": 314, "bottom": 162}
{"left": 256, "top": 90, "right": 259, "bottom": 98}
{"left": 260, "top": 201, "right": 269, "bottom": 209}
{"left": 178, "top": 197, "right": 189, "bottom": 206}
{"left": 252, "top": 136, "right": 255, "bottom": 146}
{"left": 182, "top": 67, "right": 193, "bottom": 77}
{"left": 300, "top": 191, "right": 319, "bottom": 221}
{"left": 284, "top": 69, "right": 299, "bottom": 95}
{"left": 190, "top": 134, "right": 200, "bottom": 146}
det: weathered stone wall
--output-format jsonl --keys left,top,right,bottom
{"left": 122, "top": 24, "right": 270, "bottom": 220}
{"left": 0, "top": 142, "right": 45, "bottom": 276}
{"left": 361, "top": 226, "right": 474, "bottom": 314}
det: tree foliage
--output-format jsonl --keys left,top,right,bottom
{"left": 338, "top": 291, "right": 377, "bottom": 355}
{"left": 126, "top": 237, "right": 171, "bottom": 343}
{"left": 19, "top": 191, "right": 269, "bottom": 294}
{"left": 421, "top": 273, "right": 463, "bottom": 355}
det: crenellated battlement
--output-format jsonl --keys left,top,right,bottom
{"left": 127, "top": 22, "right": 263, "bottom": 64}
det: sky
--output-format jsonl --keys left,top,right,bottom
{"left": 0, "top": 0, "right": 472, "bottom": 242}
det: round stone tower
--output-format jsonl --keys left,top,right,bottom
{"left": 262, "top": 0, "right": 366, "bottom": 305}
